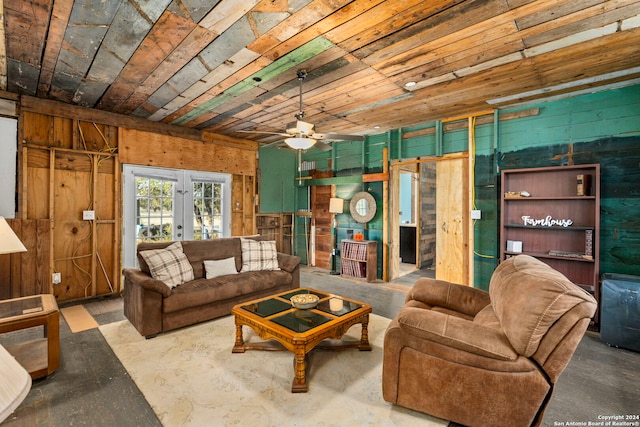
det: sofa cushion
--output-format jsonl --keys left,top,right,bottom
{"left": 240, "top": 238, "right": 280, "bottom": 272}
{"left": 204, "top": 257, "right": 238, "bottom": 279}
{"left": 489, "top": 255, "right": 597, "bottom": 357}
{"left": 163, "top": 270, "right": 293, "bottom": 313}
{"left": 139, "top": 242, "right": 194, "bottom": 288}
{"left": 181, "top": 238, "right": 243, "bottom": 279}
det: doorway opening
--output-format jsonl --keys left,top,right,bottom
{"left": 390, "top": 156, "right": 470, "bottom": 285}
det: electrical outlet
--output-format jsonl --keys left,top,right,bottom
{"left": 83, "top": 210, "right": 95, "bottom": 220}
{"left": 471, "top": 209, "right": 482, "bottom": 220}
{"left": 52, "top": 272, "right": 61, "bottom": 284}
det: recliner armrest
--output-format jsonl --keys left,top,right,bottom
{"left": 396, "top": 306, "right": 517, "bottom": 360}
{"left": 122, "top": 268, "right": 171, "bottom": 298}
{"left": 407, "top": 278, "right": 491, "bottom": 317}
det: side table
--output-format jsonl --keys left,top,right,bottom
{"left": 0, "top": 294, "right": 60, "bottom": 379}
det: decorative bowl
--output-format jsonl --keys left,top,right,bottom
{"left": 290, "top": 293, "right": 319, "bottom": 309}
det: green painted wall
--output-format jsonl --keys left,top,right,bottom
{"left": 259, "top": 84, "right": 640, "bottom": 287}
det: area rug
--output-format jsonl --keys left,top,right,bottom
{"left": 99, "top": 314, "right": 447, "bottom": 427}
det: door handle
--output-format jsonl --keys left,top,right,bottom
{"left": 442, "top": 222, "right": 447, "bottom": 233}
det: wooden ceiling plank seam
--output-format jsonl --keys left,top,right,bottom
{"left": 247, "top": 0, "right": 361, "bottom": 59}
{"left": 515, "top": 0, "right": 606, "bottom": 30}
{"left": 375, "top": 20, "right": 521, "bottom": 77}
{"left": 357, "top": 0, "right": 513, "bottom": 67}
{"left": 97, "top": 10, "right": 196, "bottom": 110}
{"left": 522, "top": 0, "right": 640, "bottom": 47}
{"left": 3, "top": 0, "right": 52, "bottom": 65}
{"left": 379, "top": 0, "right": 638, "bottom": 91}
{"left": 256, "top": 46, "right": 349, "bottom": 92}
{"left": 161, "top": 55, "right": 274, "bottom": 124}
{"left": 406, "top": 29, "right": 640, "bottom": 114}
{"left": 117, "top": 2, "right": 268, "bottom": 120}
{"left": 389, "top": 38, "right": 527, "bottom": 88}
{"left": 241, "top": 54, "right": 365, "bottom": 111}
{"left": 3, "top": 0, "right": 52, "bottom": 95}
{"left": 199, "top": 0, "right": 263, "bottom": 34}
{"left": 118, "top": 25, "right": 219, "bottom": 114}
{"left": 170, "top": 36, "right": 335, "bottom": 126}
{"left": 72, "top": 0, "right": 160, "bottom": 107}
{"left": 37, "top": 0, "right": 73, "bottom": 96}
{"left": 362, "top": 0, "right": 585, "bottom": 73}
{"left": 51, "top": 0, "right": 124, "bottom": 102}
{"left": 303, "top": 74, "right": 392, "bottom": 105}
{"left": 147, "top": 48, "right": 263, "bottom": 122}
{"left": 302, "top": 68, "right": 387, "bottom": 102}
{"left": 322, "top": 0, "right": 431, "bottom": 46}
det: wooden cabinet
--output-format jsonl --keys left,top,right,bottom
{"left": 256, "top": 213, "right": 293, "bottom": 254}
{"left": 500, "top": 164, "right": 600, "bottom": 319}
{"left": 341, "top": 240, "right": 377, "bottom": 282}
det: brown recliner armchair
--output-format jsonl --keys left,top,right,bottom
{"left": 382, "top": 255, "right": 597, "bottom": 427}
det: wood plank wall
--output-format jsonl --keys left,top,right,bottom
{"left": 0, "top": 219, "right": 50, "bottom": 299}
{"left": 5, "top": 95, "right": 258, "bottom": 302}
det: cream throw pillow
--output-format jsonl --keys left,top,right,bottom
{"left": 204, "top": 257, "right": 238, "bottom": 279}
{"left": 139, "top": 242, "right": 194, "bottom": 288}
{"left": 240, "top": 238, "right": 280, "bottom": 272}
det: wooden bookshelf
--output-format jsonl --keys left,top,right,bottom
{"left": 341, "top": 240, "right": 377, "bottom": 282}
{"left": 500, "top": 164, "right": 600, "bottom": 324}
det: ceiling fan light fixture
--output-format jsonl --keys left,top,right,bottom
{"left": 284, "top": 137, "right": 316, "bottom": 150}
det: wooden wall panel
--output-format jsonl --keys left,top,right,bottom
{"left": 26, "top": 165, "right": 50, "bottom": 219}
{"left": 231, "top": 175, "right": 244, "bottom": 236}
{"left": 21, "top": 111, "right": 53, "bottom": 145}
{"left": 0, "top": 219, "right": 51, "bottom": 299}
{"left": 119, "top": 128, "right": 257, "bottom": 176}
{"left": 13, "top": 98, "right": 257, "bottom": 302}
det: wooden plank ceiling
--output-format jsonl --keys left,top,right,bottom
{"left": 2, "top": 0, "right": 640, "bottom": 144}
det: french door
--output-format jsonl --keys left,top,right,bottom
{"left": 122, "top": 165, "right": 231, "bottom": 267}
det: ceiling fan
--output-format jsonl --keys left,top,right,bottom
{"left": 239, "top": 70, "right": 365, "bottom": 151}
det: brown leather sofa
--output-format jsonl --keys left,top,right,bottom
{"left": 382, "top": 255, "right": 597, "bottom": 427}
{"left": 123, "top": 237, "right": 300, "bottom": 338}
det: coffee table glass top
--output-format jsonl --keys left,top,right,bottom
{"left": 0, "top": 296, "right": 43, "bottom": 320}
{"left": 272, "top": 310, "right": 332, "bottom": 332}
{"left": 239, "top": 288, "right": 366, "bottom": 332}
{"left": 241, "top": 298, "right": 292, "bottom": 317}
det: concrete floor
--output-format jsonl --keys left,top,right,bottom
{"left": 2, "top": 266, "right": 639, "bottom": 426}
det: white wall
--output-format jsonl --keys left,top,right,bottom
{"left": 0, "top": 117, "right": 18, "bottom": 218}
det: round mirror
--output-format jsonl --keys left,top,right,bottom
{"left": 350, "top": 192, "right": 377, "bottom": 223}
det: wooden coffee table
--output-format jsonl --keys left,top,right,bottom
{"left": 231, "top": 288, "right": 372, "bottom": 393}
{"left": 0, "top": 294, "right": 60, "bottom": 379}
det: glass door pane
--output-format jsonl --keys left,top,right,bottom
{"left": 135, "top": 176, "right": 176, "bottom": 245}
{"left": 192, "top": 181, "right": 223, "bottom": 240}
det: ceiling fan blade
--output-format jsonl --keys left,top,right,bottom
{"left": 313, "top": 133, "right": 365, "bottom": 141}
{"left": 313, "top": 141, "right": 333, "bottom": 151}
{"left": 238, "top": 130, "right": 290, "bottom": 137}
{"left": 261, "top": 140, "right": 287, "bottom": 149}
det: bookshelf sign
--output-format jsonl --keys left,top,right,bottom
{"left": 521, "top": 215, "right": 573, "bottom": 227}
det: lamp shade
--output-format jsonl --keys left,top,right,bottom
{"left": 329, "top": 198, "right": 344, "bottom": 214}
{"left": 0, "top": 217, "right": 27, "bottom": 255}
{"left": 284, "top": 137, "right": 316, "bottom": 150}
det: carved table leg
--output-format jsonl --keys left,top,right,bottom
{"left": 232, "top": 321, "right": 246, "bottom": 353}
{"left": 291, "top": 344, "right": 308, "bottom": 393}
{"left": 359, "top": 315, "right": 372, "bottom": 351}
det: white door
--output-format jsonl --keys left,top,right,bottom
{"left": 122, "top": 165, "right": 231, "bottom": 268}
